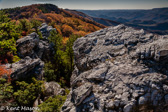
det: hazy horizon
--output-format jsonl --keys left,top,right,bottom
{"left": 0, "top": 0, "right": 168, "bottom": 10}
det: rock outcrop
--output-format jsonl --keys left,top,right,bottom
{"left": 6, "top": 23, "right": 56, "bottom": 81}
{"left": 5, "top": 56, "right": 44, "bottom": 81}
{"left": 39, "top": 23, "right": 56, "bottom": 39}
{"left": 62, "top": 25, "right": 168, "bottom": 112}
{"left": 16, "top": 32, "right": 40, "bottom": 59}
{"left": 1, "top": 23, "right": 65, "bottom": 110}
{"left": 16, "top": 24, "right": 55, "bottom": 61}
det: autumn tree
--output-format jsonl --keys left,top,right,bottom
{"left": 62, "top": 24, "right": 74, "bottom": 37}
{"left": 0, "top": 12, "right": 20, "bottom": 40}
{"left": 0, "top": 11, "right": 10, "bottom": 23}
{"left": 30, "top": 19, "right": 41, "bottom": 34}
{"left": 30, "top": 19, "right": 43, "bottom": 39}
{"left": 0, "top": 66, "right": 12, "bottom": 82}
{"left": 0, "top": 11, "right": 21, "bottom": 63}
{"left": 0, "top": 66, "right": 13, "bottom": 107}
{"left": 19, "top": 19, "right": 32, "bottom": 35}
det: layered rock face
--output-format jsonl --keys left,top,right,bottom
{"left": 39, "top": 23, "right": 56, "bottom": 39}
{"left": 7, "top": 23, "right": 55, "bottom": 81}
{"left": 2, "top": 23, "right": 64, "bottom": 108}
{"left": 62, "top": 25, "right": 168, "bottom": 112}
{"left": 16, "top": 24, "right": 55, "bottom": 61}
{"left": 6, "top": 56, "right": 44, "bottom": 81}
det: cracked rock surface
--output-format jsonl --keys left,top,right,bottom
{"left": 62, "top": 25, "right": 168, "bottom": 112}
{"left": 16, "top": 23, "right": 55, "bottom": 61}
{"left": 6, "top": 56, "right": 44, "bottom": 81}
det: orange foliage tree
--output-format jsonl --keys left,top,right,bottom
{"left": 5, "top": 4, "right": 105, "bottom": 40}
{"left": 62, "top": 24, "right": 74, "bottom": 37}
{"left": 74, "top": 31, "right": 87, "bottom": 36}
{"left": 0, "top": 66, "right": 12, "bottom": 81}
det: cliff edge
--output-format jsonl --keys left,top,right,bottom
{"left": 62, "top": 25, "right": 168, "bottom": 112}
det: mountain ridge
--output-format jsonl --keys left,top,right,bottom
{"left": 66, "top": 9, "right": 120, "bottom": 26}
{"left": 78, "top": 7, "right": 168, "bottom": 35}
{"left": 2, "top": 4, "right": 106, "bottom": 37}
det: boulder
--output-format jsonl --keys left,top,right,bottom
{"left": 6, "top": 56, "right": 44, "bottom": 81}
{"left": 16, "top": 32, "right": 55, "bottom": 61}
{"left": 16, "top": 32, "right": 39, "bottom": 58}
{"left": 44, "top": 81, "right": 65, "bottom": 99}
{"left": 39, "top": 23, "right": 56, "bottom": 39}
{"left": 37, "top": 40, "right": 55, "bottom": 61}
{"left": 62, "top": 25, "right": 168, "bottom": 112}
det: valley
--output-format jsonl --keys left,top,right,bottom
{"left": 79, "top": 8, "right": 168, "bottom": 34}
{"left": 0, "top": 3, "right": 168, "bottom": 112}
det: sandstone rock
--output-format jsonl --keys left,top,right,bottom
{"left": 105, "top": 100, "right": 115, "bottom": 109}
{"left": 86, "top": 63, "right": 108, "bottom": 82}
{"left": 39, "top": 23, "right": 56, "bottom": 39}
{"left": 62, "top": 25, "right": 168, "bottom": 112}
{"left": 123, "top": 102, "right": 134, "bottom": 112}
{"left": 138, "top": 96, "right": 147, "bottom": 105}
{"left": 37, "top": 40, "right": 55, "bottom": 61}
{"left": 16, "top": 32, "right": 55, "bottom": 61}
{"left": 163, "top": 85, "right": 168, "bottom": 94}
{"left": 44, "top": 81, "right": 65, "bottom": 99}
{"left": 113, "top": 100, "right": 120, "bottom": 107}
{"left": 7, "top": 56, "right": 44, "bottom": 81}
{"left": 72, "top": 83, "right": 93, "bottom": 106}
{"left": 17, "top": 32, "right": 39, "bottom": 58}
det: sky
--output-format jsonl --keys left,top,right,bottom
{"left": 0, "top": 0, "right": 168, "bottom": 10}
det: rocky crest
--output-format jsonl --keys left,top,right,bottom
{"left": 5, "top": 23, "right": 56, "bottom": 81}
{"left": 16, "top": 23, "right": 55, "bottom": 61}
{"left": 1, "top": 23, "right": 63, "bottom": 110}
{"left": 62, "top": 25, "right": 168, "bottom": 112}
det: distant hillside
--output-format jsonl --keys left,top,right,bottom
{"left": 66, "top": 9, "right": 120, "bottom": 26}
{"left": 3, "top": 4, "right": 106, "bottom": 37}
{"left": 79, "top": 8, "right": 168, "bottom": 22}
{"left": 79, "top": 8, "right": 168, "bottom": 35}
